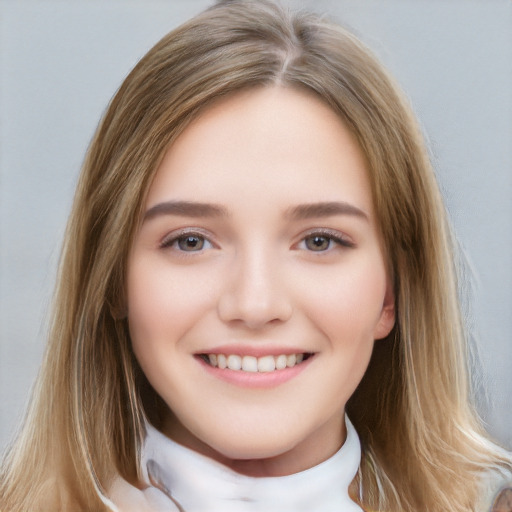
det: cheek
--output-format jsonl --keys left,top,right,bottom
{"left": 126, "top": 260, "right": 218, "bottom": 357}
{"left": 301, "top": 261, "right": 388, "bottom": 342}
{"left": 304, "top": 267, "right": 386, "bottom": 404}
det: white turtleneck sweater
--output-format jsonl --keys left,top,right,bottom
{"left": 108, "top": 416, "right": 363, "bottom": 512}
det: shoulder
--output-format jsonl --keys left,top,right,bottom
{"left": 491, "top": 486, "right": 512, "bottom": 512}
{"left": 480, "top": 469, "right": 512, "bottom": 512}
{"left": 107, "top": 476, "right": 180, "bottom": 512}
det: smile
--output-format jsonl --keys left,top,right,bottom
{"left": 199, "top": 353, "right": 313, "bottom": 372}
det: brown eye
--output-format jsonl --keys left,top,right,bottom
{"left": 304, "top": 235, "right": 331, "bottom": 251}
{"left": 177, "top": 235, "right": 206, "bottom": 251}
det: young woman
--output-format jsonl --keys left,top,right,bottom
{"left": 1, "top": 1, "right": 511, "bottom": 511}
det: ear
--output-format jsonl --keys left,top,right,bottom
{"left": 108, "top": 297, "right": 128, "bottom": 320}
{"left": 373, "top": 279, "right": 395, "bottom": 340}
{"left": 110, "top": 304, "right": 128, "bottom": 320}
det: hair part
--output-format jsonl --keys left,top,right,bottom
{"left": 2, "top": 1, "right": 510, "bottom": 511}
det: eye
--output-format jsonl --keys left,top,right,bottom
{"left": 304, "top": 234, "right": 332, "bottom": 251}
{"left": 177, "top": 235, "right": 208, "bottom": 251}
{"left": 161, "top": 232, "right": 213, "bottom": 252}
{"left": 298, "top": 230, "right": 354, "bottom": 252}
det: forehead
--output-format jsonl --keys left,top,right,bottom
{"left": 146, "top": 86, "right": 373, "bottom": 216}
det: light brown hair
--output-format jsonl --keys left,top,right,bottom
{"left": 1, "top": 1, "right": 510, "bottom": 510}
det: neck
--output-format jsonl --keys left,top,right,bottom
{"left": 162, "top": 411, "right": 346, "bottom": 477}
{"left": 141, "top": 415, "right": 363, "bottom": 512}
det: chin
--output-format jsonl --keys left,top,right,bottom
{"left": 216, "top": 438, "right": 292, "bottom": 461}
{"left": 195, "top": 421, "right": 302, "bottom": 462}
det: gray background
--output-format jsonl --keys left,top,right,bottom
{"left": 1, "top": 0, "right": 511, "bottom": 453}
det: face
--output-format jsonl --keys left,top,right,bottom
{"left": 127, "top": 86, "right": 395, "bottom": 476}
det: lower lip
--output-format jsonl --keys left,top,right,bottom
{"left": 196, "top": 355, "right": 315, "bottom": 388}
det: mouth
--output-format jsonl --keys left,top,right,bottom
{"left": 197, "top": 352, "right": 314, "bottom": 373}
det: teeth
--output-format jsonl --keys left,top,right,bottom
{"left": 227, "top": 354, "right": 242, "bottom": 371}
{"left": 258, "top": 355, "right": 276, "bottom": 372}
{"left": 217, "top": 354, "right": 227, "bottom": 369}
{"left": 204, "top": 353, "right": 309, "bottom": 372}
{"left": 241, "top": 356, "right": 258, "bottom": 372}
{"left": 276, "top": 354, "right": 287, "bottom": 370}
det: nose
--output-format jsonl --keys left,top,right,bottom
{"left": 217, "top": 246, "right": 293, "bottom": 330}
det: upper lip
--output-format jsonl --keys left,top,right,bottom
{"left": 195, "top": 344, "right": 314, "bottom": 358}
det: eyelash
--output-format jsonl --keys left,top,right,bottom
{"left": 160, "top": 229, "right": 214, "bottom": 253}
{"left": 296, "top": 229, "right": 355, "bottom": 252}
{"left": 160, "top": 228, "right": 354, "bottom": 254}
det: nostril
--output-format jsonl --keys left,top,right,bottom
{"left": 217, "top": 294, "right": 293, "bottom": 329}
{"left": 215, "top": 258, "right": 293, "bottom": 329}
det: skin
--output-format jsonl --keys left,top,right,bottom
{"left": 127, "top": 86, "right": 395, "bottom": 477}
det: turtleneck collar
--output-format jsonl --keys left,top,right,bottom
{"left": 140, "top": 415, "right": 363, "bottom": 512}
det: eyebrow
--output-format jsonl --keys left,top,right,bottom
{"left": 143, "top": 200, "right": 229, "bottom": 222}
{"left": 285, "top": 201, "right": 369, "bottom": 221}
{"left": 143, "top": 200, "right": 368, "bottom": 223}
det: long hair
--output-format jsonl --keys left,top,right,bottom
{"left": 1, "top": 1, "right": 510, "bottom": 510}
